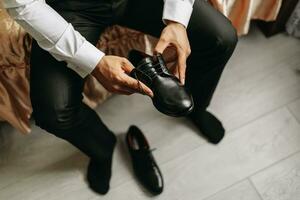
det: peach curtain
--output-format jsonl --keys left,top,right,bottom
{"left": 209, "top": 0, "right": 282, "bottom": 35}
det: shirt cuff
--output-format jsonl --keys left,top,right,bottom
{"left": 162, "top": 0, "right": 193, "bottom": 28}
{"left": 67, "top": 40, "right": 105, "bottom": 78}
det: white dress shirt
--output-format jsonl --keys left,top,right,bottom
{"left": 3, "top": 0, "right": 195, "bottom": 78}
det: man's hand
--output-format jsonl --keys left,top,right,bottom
{"left": 155, "top": 20, "right": 191, "bottom": 85}
{"left": 91, "top": 55, "right": 153, "bottom": 97}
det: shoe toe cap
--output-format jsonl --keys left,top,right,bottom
{"left": 180, "top": 97, "right": 194, "bottom": 110}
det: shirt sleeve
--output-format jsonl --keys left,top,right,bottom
{"left": 162, "top": 0, "right": 195, "bottom": 28}
{"left": 3, "top": 0, "right": 104, "bottom": 78}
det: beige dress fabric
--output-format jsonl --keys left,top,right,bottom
{"left": 0, "top": 0, "right": 281, "bottom": 134}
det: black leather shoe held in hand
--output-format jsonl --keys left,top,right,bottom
{"left": 126, "top": 125, "right": 164, "bottom": 195}
{"left": 128, "top": 50, "right": 194, "bottom": 117}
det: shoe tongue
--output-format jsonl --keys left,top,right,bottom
{"left": 154, "top": 53, "right": 172, "bottom": 75}
{"left": 135, "top": 53, "right": 169, "bottom": 78}
{"left": 134, "top": 148, "right": 153, "bottom": 164}
{"left": 153, "top": 53, "right": 166, "bottom": 66}
{"left": 136, "top": 57, "right": 153, "bottom": 69}
{"left": 132, "top": 145, "right": 150, "bottom": 156}
{"left": 135, "top": 57, "right": 159, "bottom": 77}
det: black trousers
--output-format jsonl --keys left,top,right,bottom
{"left": 30, "top": 0, "right": 237, "bottom": 161}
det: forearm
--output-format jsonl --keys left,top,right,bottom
{"left": 3, "top": 0, "right": 104, "bottom": 78}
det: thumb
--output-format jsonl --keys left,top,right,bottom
{"left": 121, "top": 74, "right": 154, "bottom": 97}
{"left": 154, "top": 39, "right": 169, "bottom": 54}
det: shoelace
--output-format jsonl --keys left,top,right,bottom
{"left": 132, "top": 62, "right": 166, "bottom": 95}
{"left": 138, "top": 148, "right": 157, "bottom": 170}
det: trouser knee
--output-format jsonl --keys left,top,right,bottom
{"left": 32, "top": 104, "right": 80, "bottom": 138}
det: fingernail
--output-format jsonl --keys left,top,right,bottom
{"left": 149, "top": 92, "right": 154, "bottom": 98}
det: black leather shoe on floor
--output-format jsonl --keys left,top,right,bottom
{"left": 126, "top": 125, "right": 164, "bottom": 195}
{"left": 128, "top": 50, "right": 194, "bottom": 117}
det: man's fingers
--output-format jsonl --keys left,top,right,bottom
{"left": 173, "top": 64, "right": 180, "bottom": 80}
{"left": 121, "top": 58, "right": 135, "bottom": 74}
{"left": 178, "top": 52, "right": 187, "bottom": 84}
{"left": 154, "top": 39, "right": 169, "bottom": 54}
{"left": 113, "top": 85, "right": 135, "bottom": 95}
{"left": 139, "top": 82, "right": 153, "bottom": 97}
{"left": 121, "top": 74, "right": 154, "bottom": 97}
{"left": 100, "top": 80, "right": 133, "bottom": 95}
{"left": 174, "top": 45, "right": 187, "bottom": 85}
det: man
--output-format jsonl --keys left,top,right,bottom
{"left": 3, "top": 0, "right": 237, "bottom": 195}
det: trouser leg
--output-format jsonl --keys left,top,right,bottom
{"left": 30, "top": 1, "right": 116, "bottom": 162}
